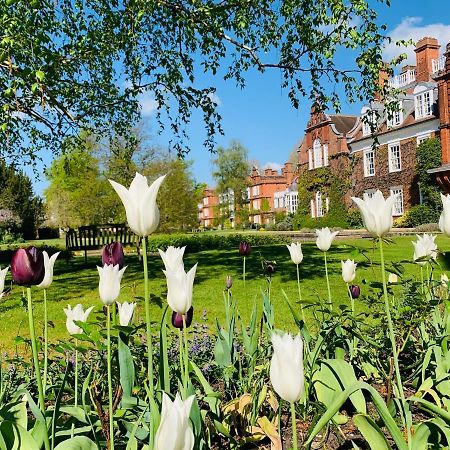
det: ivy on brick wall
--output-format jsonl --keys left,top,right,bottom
{"left": 403, "top": 138, "right": 442, "bottom": 227}
{"left": 293, "top": 162, "right": 351, "bottom": 230}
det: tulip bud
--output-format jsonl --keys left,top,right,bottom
{"left": 171, "top": 306, "right": 194, "bottom": 329}
{"left": 97, "top": 264, "right": 127, "bottom": 305}
{"left": 155, "top": 393, "right": 195, "bottom": 450}
{"left": 239, "top": 241, "right": 251, "bottom": 256}
{"left": 37, "top": 251, "right": 60, "bottom": 289}
{"left": 64, "top": 304, "right": 94, "bottom": 335}
{"left": 264, "top": 260, "right": 276, "bottom": 276}
{"left": 270, "top": 332, "right": 304, "bottom": 403}
{"left": 117, "top": 301, "right": 136, "bottom": 326}
{"left": 225, "top": 275, "right": 232, "bottom": 290}
{"left": 315, "top": 228, "right": 339, "bottom": 252}
{"left": 286, "top": 242, "right": 303, "bottom": 265}
{"left": 11, "top": 247, "right": 45, "bottom": 286}
{"left": 349, "top": 285, "right": 360, "bottom": 299}
{"left": 102, "top": 242, "right": 125, "bottom": 269}
{"left": 341, "top": 259, "right": 357, "bottom": 283}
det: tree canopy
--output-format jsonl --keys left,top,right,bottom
{"left": 1, "top": 0, "right": 391, "bottom": 162}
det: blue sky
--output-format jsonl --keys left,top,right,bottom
{"left": 24, "top": 1, "right": 450, "bottom": 195}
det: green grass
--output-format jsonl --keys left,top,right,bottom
{"left": 1, "top": 235, "right": 450, "bottom": 353}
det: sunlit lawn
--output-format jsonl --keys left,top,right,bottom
{"left": 1, "top": 234, "right": 450, "bottom": 353}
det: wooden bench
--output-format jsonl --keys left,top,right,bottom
{"left": 65, "top": 224, "right": 139, "bottom": 262}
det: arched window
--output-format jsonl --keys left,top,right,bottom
{"left": 315, "top": 191, "right": 324, "bottom": 217}
{"left": 313, "top": 139, "right": 323, "bottom": 168}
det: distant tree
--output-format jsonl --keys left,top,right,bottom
{"left": 142, "top": 157, "right": 201, "bottom": 232}
{"left": 212, "top": 141, "right": 250, "bottom": 226}
{"left": 44, "top": 135, "right": 112, "bottom": 227}
{"left": 0, "top": 159, "right": 43, "bottom": 238}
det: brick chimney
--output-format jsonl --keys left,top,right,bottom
{"left": 437, "top": 43, "right": 450, "bottom": 164}
{"left": 415, "top": 37, "right": 440, "bottom": 82}
{"left": 374, "top": 64, "right": 389, "bottom": 102}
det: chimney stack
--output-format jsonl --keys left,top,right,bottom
{"left": 374, "top": 64, "right": 389, "bottom": 102}
{"left": 415, "top": 37, "right": 440, "bottom": 82}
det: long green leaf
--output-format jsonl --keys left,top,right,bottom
{"left": 158, "top": 307, "right": 170, "bottom": 394}
{"left": 54, "top": 436, "right": 98, "bottom": 449}
{"left": 118, "top": 335, "right": 135, "bottom": 399}
{"left": 353, "top": 414, "right": 392, "bottom": 450}
{"left": 305, "top": 382, "right": 407, "bottom": 450}
{"left": 410, "top": 396, "right": 450, "bottom": 423}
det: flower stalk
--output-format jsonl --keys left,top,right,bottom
{"left": 26, "top": 287, "right": 51, "bottom": 450}
{"left": 291, "top": 402, "right": 298, "bottom": 450}
{"left": 324, "top": 252, "right": 332, "bottom": 311}
{"left": 43, "top": 288, "right": 48, "bottom": 391}
{"left": 106, "top": 305, "right": 114, "bottom": 450}
{"left": 379, "top": 239, "right": 411, "bottom": 449}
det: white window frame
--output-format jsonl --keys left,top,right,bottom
{"left": 364, "top": 189, "right": 376, "bottom": 199}
{"left": 323, "top": 144, "right": 329, "bottom": 167}
{"left": 362, "top": 110, "right": 377, "bottom": 137}
{"left": 415, "top": 90, "right": 432, "bottom": 119}
{"left": 417, "top": 133, "right": 431, "bottom": 146}
{"left": 387, "top": 101, "right": 403, "bottom": 127}
{"left": 310, "top": 199, "right": 315, "bottom": 218}
{"left": 363, "top": 149, "right": 375, "bottom": 177}
{"left": 388, "top": 142, "right": 401, "bottom": 173}
{"left": 203, "top": 197, "right": 209, "bottom": 206}
{"left": 291, "top": 193, "right": 298, "bottom": 213}
{"left": 315, "top": 191, "right": 324, "bottom": 218}
{"left": 390, "top": 187, "right": 404, "bottom": 216}
{"left": 313, "top": 139, "right": 323, "bottom": 168}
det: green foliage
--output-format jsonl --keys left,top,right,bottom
{"left": 412, "top": 138, "right": 442, "bottom": 224}
{"left": 212, "top": 141, "right": 250, "bottom": 226}
{"left": 0, "top": 159, "right": 43, "bottom": 239}
{"left": 0, "top": 0, "right": 391, "bottom": 162}
{"left": 293, "top": 167, "right": 350, "bottom": 229}
{"left": 403, "top": 204, "right": 438, "bottom": 228}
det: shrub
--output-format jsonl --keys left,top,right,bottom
{"left": 403, "top": 204, "right": 439, "bottom": 228}
{"left": 147, "top": 232, "right": 290, "bottom": 252}
{"left": 415, "top": 222, "right": 440, "bottom": 233}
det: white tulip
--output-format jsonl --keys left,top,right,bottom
{"left": 117, "top": 301, "right": 136, "bottom": 326}
{"left": 97, "top": 264, "right": 127, "bottom": 305}
{"left": 37, "top": 251, "right": 60, "bottom": 289}
{"left": 0, "top": 266, "right": 8, "bottom": 297}
{"left": 341, "top": 259, "right": 357, "bottom": 283}
{"left": 315, "top": 228, "right": 339, "bottom": 252}
{"left": 164, "top": 264, "right": 197, "bottom": 315}
{"left": 64, "top": 304, "right": 94, "bottom": 335}
{"left": 270, "top": 332, "right": 304, "bottom": 403}
{"left": 351, "top": 190, "right": 396, "bottom": 238}
{"left": 439, "top": 194, "right": 450, "bottom": 237}
{"left": 109, "top": 172, "right": 166, "bottom": 237}
{"left": 287, "top": 242, "right": 303, "bottom": 265}
{"left": 158, "top": 246, "right": 186, "bottom": 272}
{"left": 155, "top": 392, "right": 195, "bottom": 450}
{"left": 412, "top": 234, "right": 438, "bottom": 266}
{"left": 388, "top": 273, "right": 398, "bottom": 283}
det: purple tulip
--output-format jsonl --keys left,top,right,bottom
{"left": 171, "top": 306, "right": 194, "bottom": 329}
{"left": 349, "top": 285, "right": 361, "bottom": 299}
{"left": 102, "top": 242, "right": 125, "bottom": 269}
{"left": 225, "top": 275, "right": 232, "bottom": 290}
{"left": 11, "top": 247, "right": 45, "bottom": 286}
{"left": 239, "top": 241, "right": 251, "bottom": 256}
{"left": 265, "top": 262, "right": 276, "bottom": 276}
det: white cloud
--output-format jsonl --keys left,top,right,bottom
{"left": 384, "top": 17, "right": 450, "bottom": 65}
{"left": 207, "top": 92, "right": 222, "bottom": 106}
{"left": 263, "top": 162, "right": 283, "bottom": 172}
{"left": 138, "top": 92, "right": 159, "bottom": 116}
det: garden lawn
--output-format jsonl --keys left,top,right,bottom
{"left": 1, "top": 234, "right": 450, "bottom": 353}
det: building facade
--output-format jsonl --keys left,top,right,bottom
{"left": 198, "top": 187, "right": 218, "bottom": 228}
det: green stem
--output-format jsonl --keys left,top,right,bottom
{"left": 420, "top": 266, "right": 424, "bottom": 295}
{"left": 107, "top": 306, "right": 114, "bottom": 450}
{"left": 179, "top": 328, "right": 185, "bottom": 396}
{"left": 112, "top": 302, "right": 116, "bottom": 326}
{"left": 71, "top": 340, "right": 78, "bottom": 439}
{"left": 347, "top": 283, "right": 354, "bottom": 318}
{"left": 141, "top": 237, "right": 155, "bottom": 448}
{"left": 243, "top": 256, "right": 246, "bottom": 287}
{"left": 26, "top": 287, "right": 50, "bottom": 450}
{"left": 43, "top": 288, "right": 48, "bottom": 392}
{"left": 324, "top": 252, "right": 332, "bottom": 311}
{"left": 296, "top": 264, "right": 305, "bottom": 323}
{"left": 290, "top": 402, "right": 298, "bottom": 450}
{"left": 379, "top": 239, "right": 411, "bottom": 449}
{"left": 182, "top": 315, "right": 189, "bottom": 397}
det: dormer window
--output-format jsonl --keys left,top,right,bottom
{"left": 362, "top": 110, "right": 377, "bottom": 137}
{"left": 415, "top": 89, "right": 433, "bottom": 119}
{"left": 387, "top": 101, "right": 403, "bottom": 128}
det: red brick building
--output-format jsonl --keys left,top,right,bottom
{"left": 297, "top": 36, "right": 446, "bottom": 221}
{"left": 247, "top": 163, "right": 296, "bottom": 225}
{"left": 198, "top": 187, "right": 218, "bottom": 228}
